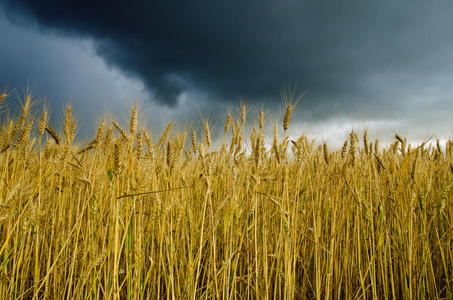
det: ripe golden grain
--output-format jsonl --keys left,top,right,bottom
{"left": 136, "top": 131, "right": 143, "bottom": 158}
{"left": 395, "top": 134, "right": 404, "bottom": 144}
{"left": 283, "top": 104, "right": 292, "bottom": 132}
{"left": 95, "top": 120, "right": 105, "bottom": 143}
{"left": 113, "top": 142, "right": 120, "bottom": 173}
{"left": 241, "top": 104, "right": 246, "bottom": 125}
{"left": 0, "top": 97, "right": 451, "bottom": 299}
{"left": 341, "top": 140, "right": 348, "bottom": 159}
{"left": 142, "top": 127, "right": 152, "bottom": 155}
{"left": 323, "top": 142, "right": 329, "bottom": 164}
{"left": 259, "top": 109, "right": 264, "bottom": 131}
{"left": 64, "top": 105, "right": 72, "bottom": 144}
{"left": 204, "top": 122, "right": 211, "bottom": 148}
{"left": 104, "top": 127, "right": 113, "bottom": 148}
{"left": 45, "top": 125, "right": 61, "bottom": 145}
{"left": 16, "top": 120, "right": 32, "bottom": 146}
{"left": 157, "top": 122, "right": 173, "bottom": 152}
{"left": 112, "top": 121, "right": 129, "bottom": 141}
{"left": 129, "top": 106, "right": 138, "bottom": 136}
{"left": 191, "top": 130, "right": 197, "bottom": 153}
{"left": 22, "top": 94, "right": 31, "bottom": 119}
{"left": 224, "top": 114, "right": 232, "bottom": 134}
{"left": 436, "top": 138, "right": 442, "bottom": 154}
{"left": 349, "top": 130, "right": 357, "bottom": 166}
{"left": 363, "top": 130, "right": 369, "bottom": 155}
{"left": 38, "top": 107, "right": 47, "bottom": 137}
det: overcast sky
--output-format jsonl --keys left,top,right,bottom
{"left": 1, "top": 1, "right": 453, "bottom": 145}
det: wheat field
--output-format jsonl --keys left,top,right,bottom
{"left": 0, "top": 92, "right": 452, "bottom": 299}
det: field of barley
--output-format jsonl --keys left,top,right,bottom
{"left": 0, "top": 92, "right": 452, "bottom": 299}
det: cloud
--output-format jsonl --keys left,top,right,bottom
{"left": 0, "top": 12, "right": 149, "bottom": 138}
{"left": 1, "top": 1, "right": 452, "bottom": 109}
{"left": 1, "top": 1, "right": 453, "bottom": 143}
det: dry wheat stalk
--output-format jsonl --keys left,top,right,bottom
{"left": 113, "top": 142, "right": 120, "bottom": 173}
{"left": 142, "top": 128, "right": 152, "bottom": 156}
{"left": 12, "top": 94, "right": 31, "bottom": 139}
{"left": 224, "top": 114, "right": 232, "bottom": 134}
{"left": 156, "top": 122, "right": 173, "bottom": 152}
{"left": 323, "top": 142, "right": 329, "bottom": 164}
{"left": 136, "top": 131, "right": 143, "bottom": 158}
{"left": 103, "top": 127, "right": 113, "bottom": 149}
{"left": 363, "top": 130, "right": 369, "bottom": 155}
{"left": 112, "top": 121, "right": 129, "bottom": 142}
{"left": 273, "top": 121, "right": 278, "bottom": 149}
{"left": 395, "top": 134, "right": 404, "bottom": 144}
{"left": 45, "top": 125, "right": 61, "bottom": 145}
{"left": 241, "top": 105, "right": 246, "bottom": 125}
{"left": 259, "top": 109, "right": 264, "bottom": 131}
{"left": 22, "top": 94, "right": 31, "bottom": 120}
{"left": 64, "top": 106, "right": 72, "bottom": 144}
{"left": 166, "top": 140, "right": 172, "bottom": 167}
{"left": 69, "top": 120, "right": 76, "bottom": 145}
{"left": 95, "top": 120, "right": 105, "bottom": 143}
{"left": 253, "top": 134, "right": 260, "bottom": 166}
{"left": 204, "top": 122, "right": 211, "bottom": 148}
{"left": 17, "top": 120, "right": 33, "bottom": 147}
{"left": 349, "top": 131, "right": 357, "bottom": 166}
{"left": 341, "top": 140, "right": 348, "bottom": 159}
{"left": 38, "top": 108, "right": 47, "bottom": 137}
{"left": 283, "top": 105, "right": 292, "bottom": 132}
{"left": 436, "top": 139, "right": 442, "bottom": 155}
{"left": 251, "top": 127, "right": 257, "bottom": 152}
{"left": 129, "top": 106, "right": 138, "bottom": 136}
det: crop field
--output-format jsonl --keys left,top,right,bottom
{"left": 0, "top": 92, "right": 452, "bottom": 299}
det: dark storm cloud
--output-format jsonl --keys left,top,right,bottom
{"left": 2, "top": 0, "right": 453, "bottom": 110}
{"left": 0, "top": 13, "right": 151, "bottom": 139}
